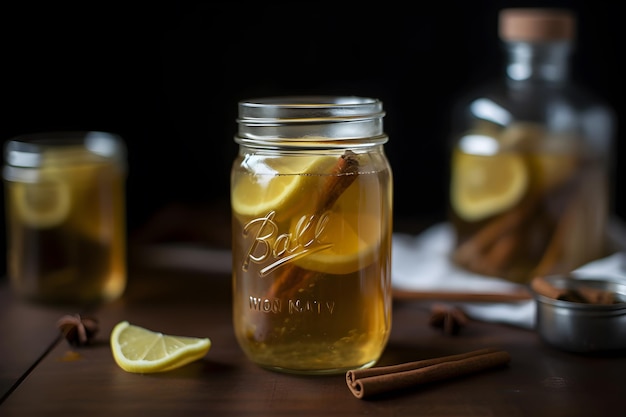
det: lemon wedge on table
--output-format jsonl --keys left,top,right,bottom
{"left": 451, "top": 149, "right": 528, "bottom": 221}
{"left": 110, "top": 321, "right": 211, "bottom": 373}
{"left": 231, "top": 154, "right": 338, "bottom": 219}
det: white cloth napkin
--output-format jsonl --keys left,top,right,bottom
{"left": 392, "top": 222, "right": 626, "bottom": 330}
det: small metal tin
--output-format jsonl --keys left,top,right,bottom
{"left": 532, "top": 275, "right": 626, "bottom": 353}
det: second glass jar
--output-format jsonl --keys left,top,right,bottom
{"left": 3, "top": 131, "right": 127, "bottom": 305}
{"left": 231, "top": 96, "right": 393, "bottom": 374}
{"left": 448, "top": 8, "right": 615, "bottom": 284}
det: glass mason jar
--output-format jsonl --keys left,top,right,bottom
{"left": 449, "top": 8, "right": 615, "bottom": 284}
{"left": 3, "top": 131, "right": 127, "bottom": 305}
{"left": 231, "top": 96, "right": 393, "bottom": 374}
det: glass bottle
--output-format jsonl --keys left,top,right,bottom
{"left": 4, "top": 131, "right": 127, "bottom": 305}
{"left": 448, "top": 8, "right": 615, "bottom": 283}
{"left": 231, "top": 96, "right": 393, "bottom": 374}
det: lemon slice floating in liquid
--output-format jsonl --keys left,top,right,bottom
{"left": 110, "top": 321, "right": 211, "bottom": 373}
{"left": 11, "top": 178, "right": 71, "bottom": 228}
{"left": 451, "top": 149, "right": 528, "bottom": 221}
{"left": 231, "top": 155, "right": 338, "bottom": 219}
{"left": 292, "top": 211, "right": 381, "bottom": 275}
{"left": 291, "top": 173, "right": 383, "bottom": 275}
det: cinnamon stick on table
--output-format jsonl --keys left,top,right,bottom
{"left": 346, "top": 347, "right": 511, "bottom": 399}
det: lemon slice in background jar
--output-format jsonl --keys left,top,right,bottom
{"left": 231, "top": 154, "right": 338, "bottom": 220}
{"left": 11, "top": 176, "right": 71, "bottom": 228}
{"left": 451, "top": 148, "right": 528, "bottom": 222}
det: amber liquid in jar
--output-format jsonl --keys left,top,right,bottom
{"left": 231, "top": 97, "right": 392, "bottom": 374}
{"left": 4, "top": 132, "right": 127, "bottom": 305}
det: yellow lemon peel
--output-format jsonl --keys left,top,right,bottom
{"left": 110, "top": 321, "right": 211, "bottom": 373}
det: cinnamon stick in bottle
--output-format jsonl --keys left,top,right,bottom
{"left": 451, "top": 191, "right": 539, "bottom": 280}
{"left": 452, "top": 159, "right": 585, "bottom": 282}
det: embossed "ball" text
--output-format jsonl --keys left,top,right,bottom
{"left": 242, "top": 210, "right": 333, "bottom": 276}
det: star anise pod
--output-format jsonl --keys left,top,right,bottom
{"left": 57, "top": 314, "right": 99, "bottom": 346}
{"left": 429, "top": 304, "right": 469, "bottom": 336}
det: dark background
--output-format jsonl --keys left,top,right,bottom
{"left": 0, "top": 1, "right": 623, "bottom": 273}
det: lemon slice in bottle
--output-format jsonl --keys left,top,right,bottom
{"left": 231, "top": 154, "right": 338, "bottom": 219}
{"left": 11, "top": 176, "right": 71, "bottom": 228}
{"left": 451, "top": 148, "right": 528, "bottom": 221}
{"left": 110, "top": 321, "right": 211, "bottom": 373}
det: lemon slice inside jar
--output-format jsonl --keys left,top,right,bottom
{"left": 451, "top": 149, "right": 528, "bottom": 221}
{"left": 292, "top": 211, "right": 381, "bottom": 275}
{"left": 290, "top": 173, "right": 383, "bottom": 275}
{"left": 231, "top": 155, "right": 338, "bottom": 220}
{"left": 11, "top": 177, "right": 71, "bottom": 228}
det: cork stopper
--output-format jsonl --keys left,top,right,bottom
{"left": 499, "top": 8, "right": 575, "bottom": 42}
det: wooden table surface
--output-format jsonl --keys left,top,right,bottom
{"left": 1, "top": 245, "right": 625, "bottom": 417}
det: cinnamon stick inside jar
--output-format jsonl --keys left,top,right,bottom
{"left": 265, "top": 151, "right": 359, "bottom": 300}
